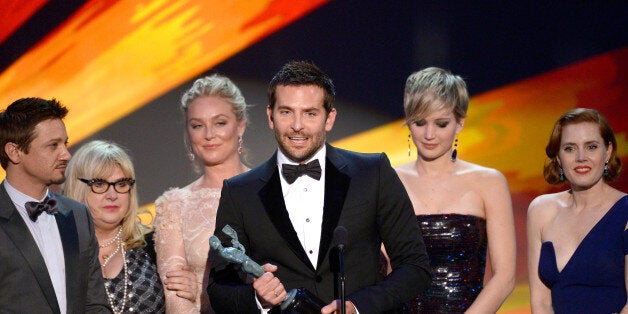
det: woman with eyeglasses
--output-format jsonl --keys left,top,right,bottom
{"left": 64, "top": 140, "right": 197, "bottom": 314}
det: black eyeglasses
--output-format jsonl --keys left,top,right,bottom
{"left": 79, "top": 178, "right": 135, "bottom": 194}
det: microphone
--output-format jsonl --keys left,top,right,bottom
{"left": 332, "top": 226, "right": 348, "bottom": 314}
{"left": 332, "top": 226, "right": 348, "bottom": 250}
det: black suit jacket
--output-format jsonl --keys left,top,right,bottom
{"left": 208, "top": 144, "right": 430, "bottom": 314}
{"left": 0, "top": 184, "right": 110, "bottom": 313}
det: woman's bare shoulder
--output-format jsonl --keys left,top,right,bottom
{"left": 528, "top": 192, "right": 566, "bottom": 220}
{"left": 394, "top": 161, "right": 416, "bottom": 173}
{"left": 457, "top": 160, "right": 506, "bottom": 184}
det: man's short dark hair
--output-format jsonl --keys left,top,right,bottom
{"left": 268, "top": 61, "right": 336, "bottom": 113}
{"left": 0, "top": 97, "right": 68, "bottom": 169}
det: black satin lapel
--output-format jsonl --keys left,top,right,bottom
{"left": 0, "top": 195, "right": 60, "bottom": 313}
{"left": 259, "top": 169, "right": 314, "bottom": 270}
{"left": 317, "top": 160, "right": 350, "bottom": 269}
{"left": 55, "top": 207, "right": 79, "bottom": 306}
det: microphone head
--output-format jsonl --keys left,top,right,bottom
{"left": 332, "top": 226, "right": 348, "bottom": 249}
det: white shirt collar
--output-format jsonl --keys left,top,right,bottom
{"left": 3, "top": 179, "right": 49, "bottom": 207}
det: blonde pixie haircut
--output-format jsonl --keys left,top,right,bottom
{"left": 404, "top": 67, "right": 469, "bottom": 123}
{"left": 64, "top": 140, "right": 149, "bottom": 250}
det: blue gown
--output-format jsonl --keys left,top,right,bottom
{"left": 404, "top": 214, "right": 487, "bottom": 313}
{"left": 539, "top": 195, "right": 628, "bottom": 313}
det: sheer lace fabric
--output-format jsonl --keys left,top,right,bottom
{"left": 154, "top": 187, "right": 221, "bottom": 314}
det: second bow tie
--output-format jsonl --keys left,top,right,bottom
{"left": 281, "top": 159, "right": 322, "bottom": 184}
{"left": 25, "top": 196, "right": 58, "bottom": 222}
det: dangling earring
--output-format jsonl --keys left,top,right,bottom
{"left": 185, "top": 137, "right": 195, "bottom": 161}
{"left": 237, "top": 136, "right": 243, "bottom": 155}
{"left": 558, "top": 167, "right": 564, "bottom": 182}
{"left": 407, "top": 134, "right": 411, "bottom": 157}
{"left": 604, "top": 161, "right": 609, "bottom": 177}
{"left": 450, "top": 137, "right": 458, "bottom": 162}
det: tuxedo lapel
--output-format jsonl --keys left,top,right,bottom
{"left": 259, "top": 159, "right": 314, "bottom": 270}
{"left": 317, "top": 146, "right": 350, "bottom": 268}
{"left": 0, "top": 185, "right": 61, "bottom": 313}
{"left": 54, "top": 200, "right": 79, "bottom": 310}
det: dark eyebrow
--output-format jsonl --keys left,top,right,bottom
{"left": 562, "top": 140, "right": 602, "bottom": 146}
{"left": 45, "top": 137, "right": 67, "bottom": 144}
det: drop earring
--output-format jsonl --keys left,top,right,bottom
{"left": 604, "top": 161, "right": 609, "bottom": 177}
{"left": 450, "top": 137, "right": 458, "bottom": 161}
{"left": 407, "top": 134, "right": 412, "bottom": 157}
{"left": 559, "top": 167, "right": 564, "bottom": 182}
{"left": 238, "top": 136, "right": 243, "bottom": 155}
{"left": 185, "top": 137, "right": 195, "bottom": 161}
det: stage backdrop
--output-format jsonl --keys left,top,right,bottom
{"left": 1, "top": 1, "right": 626, "bottom": 312}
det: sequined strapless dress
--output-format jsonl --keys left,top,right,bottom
{"left": 405, "top": 214, "right": 487, "bottom": 313}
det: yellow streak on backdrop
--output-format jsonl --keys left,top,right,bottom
{"left": 0, "top": 0, "right": 327, "bottom": 178}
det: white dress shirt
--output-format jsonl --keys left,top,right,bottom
{"left": 272, "top": 147, "right": 359, "bottom": 313}
{"left": 256, "top": 147, "right": 327, "bottom": 313}
{"left": 277, "top": 146, "right": 326, "bottom": 268}
{"left": 4, "top": 180, "right": 67, "bottom": 314}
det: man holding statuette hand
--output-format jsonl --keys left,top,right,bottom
{"left": 207, "top": 61, "right": 430, "bottom": 314}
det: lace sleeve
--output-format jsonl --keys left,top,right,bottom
{"left": 154, "top": 190, "right": 199, "bottom": 313}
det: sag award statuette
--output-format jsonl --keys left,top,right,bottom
{"left": 209, "top": 225, "right": 327, "bottom": 313}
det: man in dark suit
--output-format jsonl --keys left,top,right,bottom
{"left": 208, "top": 61, "right": 430, "bottom": 313}
{"left": 0, "top": 98, "right": 110, "bottom": 313}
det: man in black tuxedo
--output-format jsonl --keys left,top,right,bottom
{"left": 0, "top": 98, "right": 110, "bottom": 313}
{"left": 208, "top": 61, "right": 430, "bottom": 314}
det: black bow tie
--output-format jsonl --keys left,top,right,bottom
{"left": 281, "top": 159, "right": 322, "bottom": 184}
{"left": 25, "top": 196, "right": 58, "bottom": 222}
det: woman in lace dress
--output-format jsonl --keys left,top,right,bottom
{"left": 394, "top": 67, "right": 516, "bottom": 312}
{"left": 154, "top": 74, "right": 250, "bottom": 313}
{"left": 64, "top": 140, "right": 197, "bottom": 313}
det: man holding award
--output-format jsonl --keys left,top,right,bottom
{"left": 207, "top": 61, "right": 430, "bottom": 314}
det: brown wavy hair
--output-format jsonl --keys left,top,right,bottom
{"left": 543, "top": 108, "right": 621, "bottom": 185}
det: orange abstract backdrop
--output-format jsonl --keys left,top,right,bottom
{"left": 1, "top": 1, "right": 626, "bottom": 313}
{"left": 0, "top": 0, "right": 327, "bottom": 142}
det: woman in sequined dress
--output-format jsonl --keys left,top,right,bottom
{"left": 154, "top": 74, "right": 250, "bottom": 313}
{"left": 393, "top": 67, "right": 516, "bottom": 313}
{"left": 64, "top": 140, "right": 197, "bottom": 313}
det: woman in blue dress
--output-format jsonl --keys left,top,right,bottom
{"left": 395, "top": 67, "right": 517, "bottom": 312}
{"left": 527, "top": 108, "right": 627, "bottom": 313}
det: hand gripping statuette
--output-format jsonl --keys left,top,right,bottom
{"left": 209, "top": 225, "right": 326, "bottom": 313}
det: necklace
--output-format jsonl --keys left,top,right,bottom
{"left": 99, "top": 226, "right": 123, "bottom": 248}
{"left": 101, "top": 242, "right": 120, "bottom": 268}
{"left": 103, "top": 237, "right": 129, "bottom": 314}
